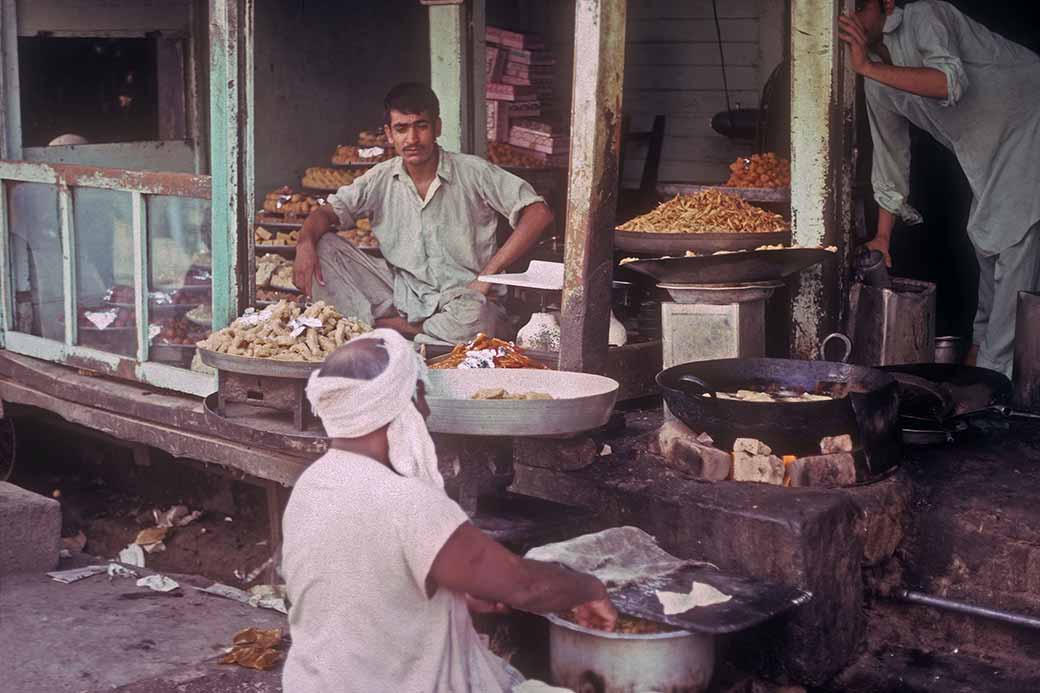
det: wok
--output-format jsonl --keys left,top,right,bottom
{"left": 620, "top": 248, "right": 834, "bottom": 285}
{"left": 658, "top": 357, "right": 901, "bottom": 480}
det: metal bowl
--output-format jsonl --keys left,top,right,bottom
{"left": 546, "top": 614, "right": 714, "bottom": 693}
{"left": 424, "top": 369, "right": 618, "bottom": 437}
{"left": 614, "top": 229, "right": 790, "bottom": 256}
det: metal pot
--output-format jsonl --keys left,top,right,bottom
{"left": 547, "top": 614, "right": 714, "bottom": 693}
{"left": 934, "top": 336, "right": 966, "bottom": 365}
{"left": 657, "top": 357, "right": 901, "bottom": 479}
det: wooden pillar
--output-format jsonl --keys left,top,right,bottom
{"left": 788, "top": 0, "right": 856, "bottom": 358}
{"left": 558, "top": 0, "right": 626, "bottom": 374}
{"left": 209, "top": 0, "right": 251, "bottom": 329}
{"left": 427, "top": 0, "right": 485, "bottom": 155}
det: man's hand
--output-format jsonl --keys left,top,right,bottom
{"left": 466, "top": 279, "right": 491, "bottom": 296}
{"left": 293, "top": 239, "right": 324, "bottom": 295}
{"left": 838, "top": 14, "right": 871, "bottom": 75}
{"left": 570, "top": 597, "right": 618, "bottom": 632}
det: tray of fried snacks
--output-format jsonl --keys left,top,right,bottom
{"left": 615, "top": 190, "right": 790, "bottom": 255}
{"left": 197, "top": 300, "right": 371, "bottom": 371}
{"left": 424, "top": 367, "right": 619, "bottom": 436}
{"left": 302, "top": 166, "right": 359, "bottom": 191}
{"left": 261, "top": 187, "right": 327, "bottom": 218}
{"left": 255, "top": 225, "right": 299, "bottom": 253}
{"left": 255, "top": 288, "right": 302, "bottom": 306}
{"left": 724, "top": 152, "right": 790, "bottom": 189}
{"left": 336, "top": 217, "right": 380, "bottom": 253}
{"left": 331, "top": 129, "right": 396, "bottom": 167}
{"left": 428, "top": 333, "right": 552, "bottom": 370}
{"left": 255, "top": 253, "right": 300, "bottom": 292}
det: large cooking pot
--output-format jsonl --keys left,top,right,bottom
{"left": 657, "top": 357, "right": 901, "bottom": 479}
{"left": 547, "top": 614, "right": 714, "bottom": 693}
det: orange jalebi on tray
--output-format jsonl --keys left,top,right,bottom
{"left": 429, "top": 333, "right": 547, "bottom": 369}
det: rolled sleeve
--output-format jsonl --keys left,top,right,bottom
{"left": 393, "top": 479, "right": 470, "bottom": 595}
{"left": 865, "top": 83, "right": 924, "bottom": 226}
{"left": 912, "top": 4, "right": 969, "bottom": 106}
{"left": 326, "top": 174, "right": 372, "bottom": 228}
{"left": 477, "top": 161, "right": 546, "bottom": 227}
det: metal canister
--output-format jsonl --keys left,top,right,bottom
{"left": 1013, "top": 291, "right": 1040, "bottom": 411}
{"left": 846, "top": 278, "right": 937, "bottom": 366}
{"left": 547, "top": 614, "right": 715, "bottom": 692}
{"left": 934, "top": 336, "right": 966, "bottom": 364}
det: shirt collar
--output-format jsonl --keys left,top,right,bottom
{"left": 391, "top": 146, "right": 454, "bottom": 184}
{"left": 883, "top": 6, "right": 904, "bottom": 34}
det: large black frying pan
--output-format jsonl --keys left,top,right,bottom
{"left": 620, "top": 248, "right": 834, "bottom": 285}
{"left": 657, "top": 357, "right": 901, "bottom": 480}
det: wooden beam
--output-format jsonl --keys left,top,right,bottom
{"left": 429, "top": 1, "right": 483, "bottom": 153}
{"left": 558, "top": 0, "right": 627, "bottom": 374}
{"left": 787, "top": 0, "right": 856, "bottom": 358}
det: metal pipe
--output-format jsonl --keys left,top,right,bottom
{"left": 897, "top": 590, "right": 1040, "bottom": 630}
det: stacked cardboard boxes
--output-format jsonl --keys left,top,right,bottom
{"left": 485, "top": 25, "right": 568, "bottom": 166}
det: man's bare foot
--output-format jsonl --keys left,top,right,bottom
{"left": 374, "top": 315, "right": 423, "bottom": 339}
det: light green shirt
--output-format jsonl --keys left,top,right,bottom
{"left": 326, "top": 147, "right": 545, "bottom": 322}
{"left": 864, "top": 1, "right": 1040, "bottom": 255}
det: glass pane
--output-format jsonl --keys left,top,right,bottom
{"left": 146, "top": 196, "right": 212, "bottom": 370}
{"left": 73, "top": 187, "right": 137, "bottom": 357}
{"left": 6, "top": 182, "right": 63, "bottom": 340}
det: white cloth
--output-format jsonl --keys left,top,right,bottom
{"left": 305, "top": 328, "right": 443, "bottom": 487}
{"left": 281, "top": 449, "right": 512, "bottom": 693}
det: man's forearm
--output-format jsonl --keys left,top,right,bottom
{"left": 480, "top": 202, "right": 553, "bottom": 277}
{"left": 298, "top": 206, "right": 339, "bottom": 246}
{"left": 876, "top": 207, "right": 896, "bottom": 244}
{"left": 505, "top": 559, "right": 606, "bottom": 614}
{"left": 862, "top": 63, "right": 948, "bottom": 100}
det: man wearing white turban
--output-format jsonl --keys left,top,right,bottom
{"left": 281, "top": 329, "right": 616, "bottom": 692}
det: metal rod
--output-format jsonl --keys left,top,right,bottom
{"left": 897, "top": 590, "right": 1040, "bottom": 630}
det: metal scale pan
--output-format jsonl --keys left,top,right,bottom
{"left": 619, "top": 248, "right": 835, "bottom": 285}
{"left": 614, "top": 229, "right": 791, "bottom": 256}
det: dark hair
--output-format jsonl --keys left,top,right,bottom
{"left": 318, "top": 338, "right": 389, "bottom": 380}
{"left": 383, "top": 83, "right": 440, "bottom": 126}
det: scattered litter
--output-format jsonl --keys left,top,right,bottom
{"left": 154, "top": 505, "right": 203, "bottom": 528}
{"left": 107, "top": 563, "right": 139, "bottom": 579}
{"left": 599, "top": 444, "right": 613, "bottom": 456}
{"left": 62, "top": 531, "right": 87, "bottom": 554}
{"left": 134, "top": 527, "right": 168, "bottom": 554}
{"left": 118, "top": 543, "right": 146, "bottom": 567}
{"left": 235, "top": 556, "right": 274, "bottom": 585}
{"left": 194, "top": 582, "right": 289, "bottom": 614}
{"left": 224, "top": 516, "right": 234, "bottom": 523}
{"left": 220, "top": 627, "right": 284, "bottom": 671}
{"left": 47, "top": 565, "right": 108, "bottom": 584}
{"left": 255, "top": 540, "right": 268, "bottom": 547}
{"left": 248, "top": 584, "right": 289, "bottom": 615}
{"left": 137, "top": 575, "right": 180, "bottom": 592}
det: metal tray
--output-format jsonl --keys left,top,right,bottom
{"left": 656, "top": 183, "right": 790, "bottom": 203}
{"left": 106, "top": 301, "right": 193, "bottom": 318}
{"left": 614, "top": 230, "right": 790, "bottom": 256}
{"left": 254, "top": 243, "right": 297, "bottom": 256}
{"left": 424, "top": 369, "right": 618, "bottom": 436}
{"left": 329, "top": 160, "right": 386, "bottom": 170}
{"left": 150, "top": 343, "right": 197, "bottom": 368}
{"left": 255, "top": 214, "right": 306, "bottom": 229}
{"left": 619, "top": 248, "right": 835, "bottom": 285}
{"left": 198, "top": 348, "right": 321, "bottom": 379}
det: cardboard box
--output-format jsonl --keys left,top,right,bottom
{"left": 486, "top": 100, "right": 510, "bottom": 143}
{"left": 486, "top": 26, "right": 545, "bottom": 51}
{"left": 507, "top": 100, "right": 542, "bottom": 118}
{"left": 508, "top": 129, "right": 569, "bottom": 155}
{"left": 486, "top": 82, "right": 537, "bottom": 102}
{"left": 506, "top": 48, "right": 556, "bottom": 66}
{"left": 485, "top": 46, "right": 505, "bottom": 81}
{"left": 504, "top": 62, "right": 555, "bottom": 79}
{"left": 501, "top": 73, "right": 555, "bottom": 88}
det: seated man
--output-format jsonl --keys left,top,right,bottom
{"left": 281, "top": 329, "right": 617, "bottom": 692}
{"left": 293, "top": 83, "right": 555, "bottom": 345}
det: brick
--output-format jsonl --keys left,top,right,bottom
{"left": 787, "top": 453, "right": 856, "bottom": 488}
{"left": 652, "top": 421, "right": 732, "bottom": 481}
{"left": 819, "top": 434, "right": 853, "bottom": 454}
{"left": 0, "top": 482, "right": 61, "bottom": 576}
{"left": 735, "top": 437, "right": 772, "bottom": 456}
{"left": 733, "top": 452, "right": 785, "bottom": 485}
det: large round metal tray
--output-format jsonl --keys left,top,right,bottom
{"left": 614, "top": 230, "right": 790, "bottom": 255}
{"left": 425, "top": 369, "right": 618, "bottom": 436}
{"left": 619, "top": 248, "right": 834, "bottom": 285}
{"left": 198, "top": 348, "right": 320, "bottom": 379}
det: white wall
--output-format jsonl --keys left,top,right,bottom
{"left": 622, "top": 0, "right": 785, "bottom": 186}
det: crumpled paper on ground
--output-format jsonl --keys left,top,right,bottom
{"left": 220, "top": 627, "right": 283, "bottom": 671}
{"left": 137, "top": 574, "right": 180, "bottom": 592}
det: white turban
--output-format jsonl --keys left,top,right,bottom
{"left": 305, "top": 328, "right": 443, "bottom": 488}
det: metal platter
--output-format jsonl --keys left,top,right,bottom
{"left": 658, "top": 281, "right": 784, "bottom": 305}
{"left": 198, "top": 348, "right": 320, "bottom": 379}
{"left": 424, "top": 369, "right": 618, "bottom": 437}
{"left": 203, "top": 393, "right": 328, "bottom": 447}
{"left": 656, "top": 183, "right": 790, "bottom": 203}
{"left": 150, "top": 343, "right": 197, "bottom": 368}
{"left": 330, "top": 161, "right": 385, "bottom": 170}
{"left": 254, "top": 243, "right": 296, "bottom": 257}
{"left": 614, "top": 229, "right": 790, "bottom": 256}
{"left": 255, "top": 214, "right": 305, "bottom": 229}
{"left": 619, "top": 248, "right": 835, "bottom": 285}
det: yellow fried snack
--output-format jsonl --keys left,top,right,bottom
{"left": 617, "top": 190, "right": 788, "bottom": 234}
